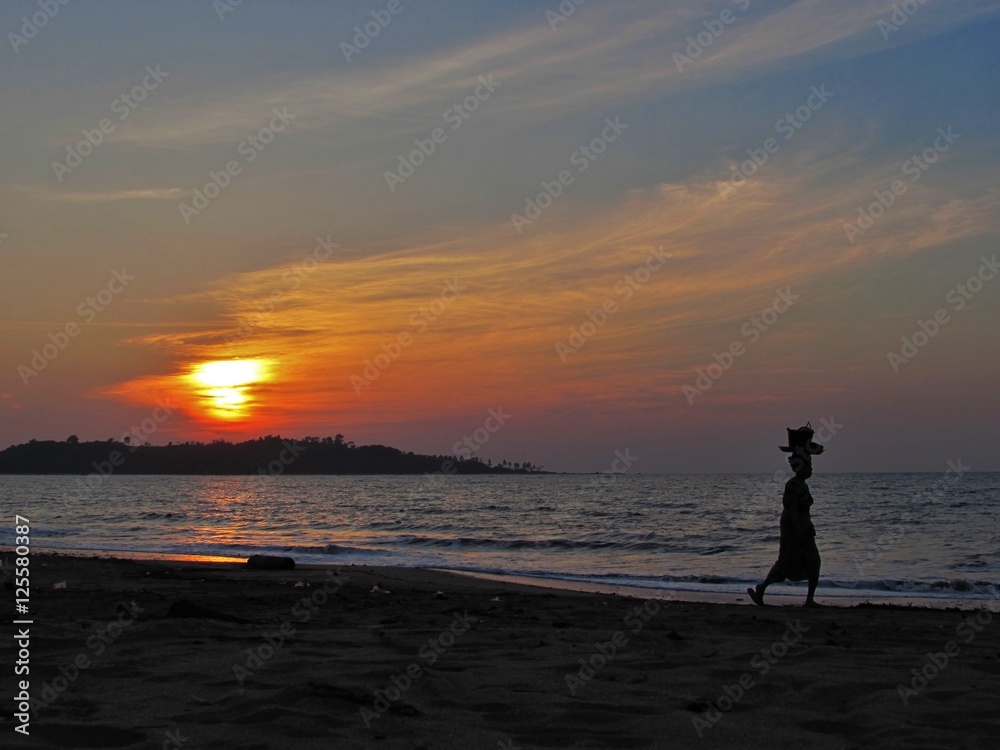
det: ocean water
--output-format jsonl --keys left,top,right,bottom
{"left": 2, "top": 473, "right": 998, "bottom": 606}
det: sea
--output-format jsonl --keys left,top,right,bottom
{"left": 2, "top": 472, "right": 998, "bottom": 609}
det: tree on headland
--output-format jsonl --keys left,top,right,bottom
{"left": 0, "top": 435, "right": 547, "bottom": 476}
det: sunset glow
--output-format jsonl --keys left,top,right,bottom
{"left": 186, "top": 360, "right": 272, "bottom": 421}
{"left": 2, "top": 2, "right": 998, "bottom": 471}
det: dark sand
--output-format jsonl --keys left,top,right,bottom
{"left": 3, "top": 553, "right": 999, "bottom": 749}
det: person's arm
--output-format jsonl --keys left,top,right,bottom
{"left": 801, "top": 486, "right": 816, "bottom": 536}
{"left": 781, "top": 480, "right": 802, "bottom": 541}
{"left": 783, "top": 482, "right": 808, "bottom": 537}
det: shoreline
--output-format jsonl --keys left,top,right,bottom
{"left": 4, "top": 552, "right": 999, "bottom": 748}
{"left": 10, "top": 545, "right": 999, "bottom": 612}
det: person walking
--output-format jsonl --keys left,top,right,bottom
{"left": 748, "top": 423, "right": 825, "bottom": 607}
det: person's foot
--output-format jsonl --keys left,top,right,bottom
{"left": 803, "top": 600, "right": 823, "bottom": 608}
{"left": 747, "top": 587, "right": 766, "bottom": 606}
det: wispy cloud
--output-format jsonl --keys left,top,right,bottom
{"left": 688, "top": 0, "right": 1000, "bottom": 76}
{"left": 102, "top": 133, "right": 1000, "bottom": 430}
{"left": 16, "top": 185, "right": 185, "bottom": 202}
{"left": 113, "top": 1, "right": 1000, "bottom": 150}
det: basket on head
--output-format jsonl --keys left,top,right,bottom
{"left": 779, "top": 422, "right": 824, "bottom": 456}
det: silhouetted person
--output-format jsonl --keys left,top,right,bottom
{"left": 748, "top": 423, "right": 824, "bottom": 607}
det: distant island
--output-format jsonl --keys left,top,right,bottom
{"left": 0, "top": 434, "right": 545, "bottom": 476}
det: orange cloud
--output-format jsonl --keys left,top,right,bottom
{"left": 99, "top": 156, "right": 1000, "bottom": 437}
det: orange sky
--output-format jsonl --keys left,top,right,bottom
{"left": 2, "top": 2, "right": 999, "bottom": 471}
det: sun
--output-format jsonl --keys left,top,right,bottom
{"left": 186, "top": 359, "right": 271, "bottom": 420}
{"left": 191, "top": 359, "right": 264, "bottom": 388}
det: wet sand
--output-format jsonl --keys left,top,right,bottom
{"left": 4, "top": 553, "right": 999, "bottom": 749}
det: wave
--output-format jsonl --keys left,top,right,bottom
{"left": 25, "top": 528, "right": 80, "bottom": 538}
{"left": 462, "top": 570, "right": 1000, "bottom": 600}
{"left": 15, "top": 537, "right": 998, "bottom": 601}
{"left": 383, "top": 534, "right": 685, "bottom": 552}
{"left": 698, "top": 545, "right": 733, "bottom": 556}
{"left": 267, "top": 543, "right": 377, "bottom": 556}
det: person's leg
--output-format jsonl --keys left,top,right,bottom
{"left": 749, "top": 567, "right": 780, "bottom": 606}
{"left": 804, "top": 558, "right": 821, "bottom": 607}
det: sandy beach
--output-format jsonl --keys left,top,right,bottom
{"left": 4, "top": 553, "right": 999, "bottom": 749}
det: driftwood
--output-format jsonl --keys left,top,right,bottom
{"left": 246, "top": 554, "right": 296, "bottom": 570}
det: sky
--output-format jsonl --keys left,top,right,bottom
{"left": 1, "top": 0, "right": 998, "bottom": 474}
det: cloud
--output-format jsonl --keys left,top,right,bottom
{"left": 15, "top": 185, "right": 185, "bottom": 202}
{"left": 100, "top": 129, "right": 1000, "bottom": 431}
{"left": 683, "top": 0, "right": 1000, "bottom": 77}
{"left": 0, "top": 392, "right": 23, "bottom": 413}
{"left": 113, "top": 1, "right": 1000, "bottom": 150}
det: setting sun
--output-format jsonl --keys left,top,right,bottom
{"left": 186, "top": 359, "right": 271, "bottom": 420}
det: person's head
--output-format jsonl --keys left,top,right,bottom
{"left": 788, "top": 453, "right": 812, "bottom": 479}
